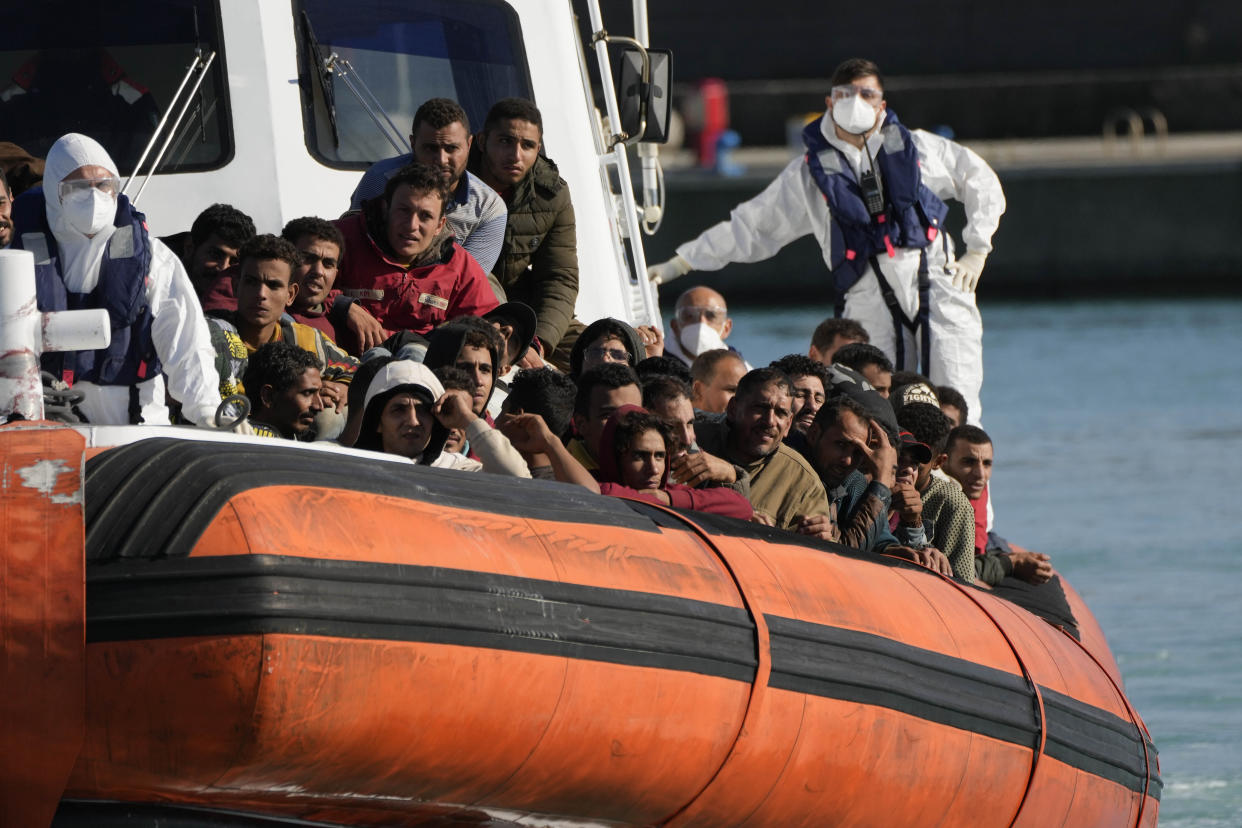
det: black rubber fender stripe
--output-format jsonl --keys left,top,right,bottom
{"left": 764, "top": 615, "right": 1160, "bottom": 799}
{"left": 83, "top": 438, "right": 659, "bottom": 562}
{"left": 86, "top": 555, "right": 760, "bottom": 683}
{"left": 54, "top": 800, "right": 362, "bottom": 827}
{"left": 84, "top": 555, "right": 1158, "bottom": 799}
{"left": 626, "top": 502, "right": 1081, "bottom": 638}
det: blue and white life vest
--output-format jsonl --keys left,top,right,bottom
{"left": 801, "top": 110, "right": 949, "bottom": 300}
{"left": 11, "top": 188, "right": 160, "bottom": 388}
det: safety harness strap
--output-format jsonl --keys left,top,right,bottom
{"left": 870, "top": 253, "right": 931, "bottom": 376}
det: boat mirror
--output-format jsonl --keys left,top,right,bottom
{"left": 617, "top": 46, "right": 673, "bottom": 144}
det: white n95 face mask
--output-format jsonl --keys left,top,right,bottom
{"left": 62, "top": 189, "right": 116, "bottom": 237}
{"left": 678, "top": 321, "right": 727, "bottom": 356}
{"left": 832, "top": 95, "right": 879, "bottom": 135}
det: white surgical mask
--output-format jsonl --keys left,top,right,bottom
{"left": 62, "top": 189, "right": 115, "bottom": 237}
{"left": 832, "top": 95, "right": 879, "bottom": 136}
{"left": 678, "top": 321, "right": 726, "bottom": 356}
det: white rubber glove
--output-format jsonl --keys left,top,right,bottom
{"left": 951, "top": 251, "right": 988, "bottom": 292}
{"left": 647, "top": 254, "right": 692, "bottom": 285}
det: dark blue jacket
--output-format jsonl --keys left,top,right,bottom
{"left": 10, "top": 188, "right": 160, "bottom": 386}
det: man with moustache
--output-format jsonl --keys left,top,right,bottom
{"left": 282, "top": 216, "right": 348, "bottom": 343}
{"left": 349, "top": 97, "right": 506, "bottom": 274}
{"left": 769, "top": 354, "right": 831, "bottom": 439}
{"left": 693, "top": 368, "right": 832, "bottom": 533}
{"left": 803, "top": 392, "right": 952, "bottom": 575}
{"left": 648, "top": 58, "right": 1004, "bottom": 426}
{"left": 241, "top": 342, "right": 324, "bottom": 440}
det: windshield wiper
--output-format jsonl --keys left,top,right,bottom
{"left": 300, "top": 11, "right": 408, "bottom": 156}
{"left": 300, "top": 10, "right": 340, "bottom": 148}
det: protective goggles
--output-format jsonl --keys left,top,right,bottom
{"left": 58, "top": 176, "right": 121, "bottom": 202}
{"left": 830, "top": 85, "right": 883, "bottom": 103}
{"left": 675, "top": 305, "right": 727, "bottom": 326}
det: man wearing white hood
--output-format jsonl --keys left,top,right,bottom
{"left": 647, "top": 58, "right": 1003, "bottom": 426}
{"left": 10, "top": 133, "right": 222, "bottom": 425}
{"left": 665, "top": 285, "right": 751, "bottom": 370}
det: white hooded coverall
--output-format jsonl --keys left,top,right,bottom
{"left": 674, "top": 113, "right": 1005, "bottom": 424}
{"left": 34, "top": 133, "right": 222, "bottom": 426}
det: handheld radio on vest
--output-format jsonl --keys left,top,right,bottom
{"left": 859, "top": 168, "right": 885, "bottom": 218}
{"left": 860, "top": 143, "right": 886, "bottom": 218}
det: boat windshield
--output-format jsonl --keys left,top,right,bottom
{"left": 0, "top": 0, "right": 231, "bottom": 177}
{"left": 296, "top": 0, "right": 533, "bottom": 169}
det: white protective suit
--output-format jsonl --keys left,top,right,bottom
{"left": 674, "top": 113, "right": 1004, "bottom": 424}
{"left": 39, "top": 134, "right": 221, "bottom": 426}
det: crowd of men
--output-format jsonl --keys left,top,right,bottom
{"left": 3, "top": 79, "right": 1050, "bottom": 590}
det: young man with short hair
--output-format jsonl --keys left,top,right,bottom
{"left": 494, "top": 367, "right": 598, "bottom": 489}
{"left": 241, "top": 341, "right": 323, "bottom": 440}
{"left": 173, "top": 202, "right": 256, "bottom": 307}
{"left": 424, "top": 320, "right": 504, "bottom": 419}
{"left": 643, "top": 373, "right": 751, "bottom": 496}
{"left": 470, "top": 98, "right": 577, "bottom": 360}
{"left": 567, "top": 363, "right": 643, "bottom": 471}
{"left": 894, "top": 402, "right": 976, "bottom": 581}
{"left": 592, "top": 407, "right": 752, "bottom": 519}
{"left": 349, "top": 97, "right": 507, "bottom": 273}
{"left": 642, "top": 374, "right": 698, "bottom": 452}
{"left": 833, "top": 342, "right": 894, "bottom": 398}
{"left": 808, "top": 317, "right": 869, "bottom": 365}
{"left": 281, "top": 216, "right": 349, "bottom": 343}
{"left": 207, "top": 234, "right": 358, "bottom": 415}
{"left": 333, "top": 162, "right": 497, "bottom": 344}
{"left": 944, "top": 425, "right": 1053, "bottom": 585}
{"left": 502, "top": 367, "right": 577, "bottom": 443}
{"left": 937, "top": 385, "right": 969, "bottom": 428}
{"left": 803, "top": 394, "right": 952, "bottom": 575}
{"left": 769, "top": 354, "right": 831, "bottom": 437}
{"left": 690, "top": 349, "right": 747, "bottom": 414}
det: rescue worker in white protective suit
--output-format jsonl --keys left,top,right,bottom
{"left": 648, "top": 58, "right": 1004, "bottom": 425}
{"left": 9, "top": 133, "right": 222, "bottom": 425}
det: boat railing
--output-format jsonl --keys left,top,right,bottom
{"left": 1103, "top": 106, "right": 1170, "bottom": 156}
{"left": 321, "top": 52, "right": 411, "bottom": 157}
{"left": 581, "top": 0, "right": 665, "bottom": 328}
{"left": 0, "top": 251, "right": 110, "bottom": 423}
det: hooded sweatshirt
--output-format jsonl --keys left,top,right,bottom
{"left": 356, "top": 360, "right": 528, "bottom": 477}
{"left": 568, "top": 317, "right": 645, "bottom": 379}
{"left": 594, "top": 405, "right": 752, "bottom": 519}
{"left": 11, "top": 133, "right": 221, "bottom": 425}
{"left": 423, "top": 320, "right": 503, "bottom": 415}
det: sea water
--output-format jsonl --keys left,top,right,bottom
{"left": 720, "top": 297, "right": 1242, "bottom": 826}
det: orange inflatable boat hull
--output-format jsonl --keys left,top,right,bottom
{"left": 3, "top": 429, "right": 1160, "bottom": 827}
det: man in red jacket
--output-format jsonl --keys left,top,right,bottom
{"left": 333, "top": 162, "right": 496, "bottom": 347}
